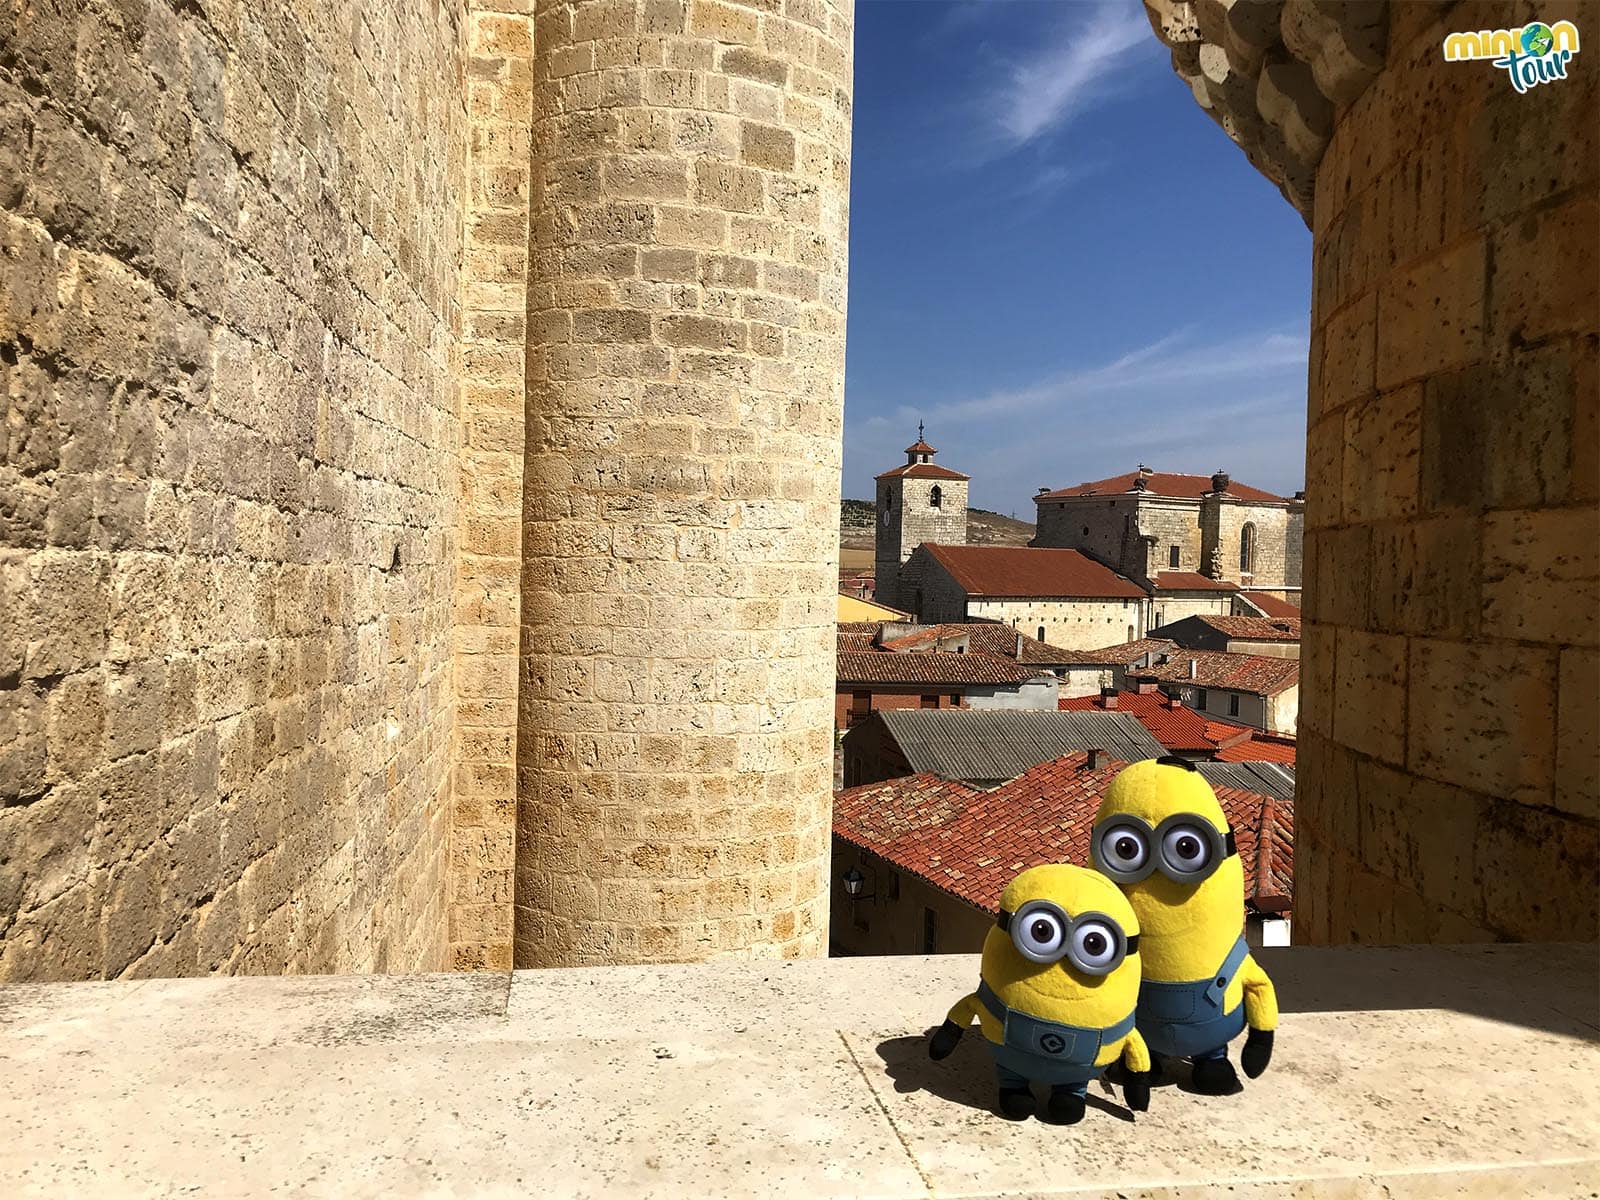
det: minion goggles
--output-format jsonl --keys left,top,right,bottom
{"left": 1090, "top": 812, "right": 1239, "bottom": 885}
{"left": 995, "top": 901, "right": 1139, "bottom": 974}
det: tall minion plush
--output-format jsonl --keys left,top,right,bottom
{"left": 1090, "top": 756, "right": 1278, "bottom": 1095}
{"left": 928, "top": 863, "right": 1152, "bottom": 1124}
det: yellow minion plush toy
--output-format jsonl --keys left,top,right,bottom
{"left": 928, "top": 864, "right": 1152, "bottom": 1123}
{"left": 1090, "top": 756, "right": 1278, "bottom": 1095}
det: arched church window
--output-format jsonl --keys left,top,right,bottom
{"left": 929, "top": 485, "right": 942, "bottom": 509}
{"left": 1240, "top": 523, "right": 1256, "bottom": 573}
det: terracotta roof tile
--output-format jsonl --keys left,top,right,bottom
{"left": 1059, "top": 689, "right": 1256, "bottom": 754}
{"left": 1191, "top": 615, "right": 1301, "bottom": 641}
{"left": 1238, "top": 591, "right": 1301, "bottom": 618}
{"left": 1136, "top": 650, "right": 1301, "bottom": 696}
{"left": 834, "top": 753, "right": 1293, "bottom": 913}
{"left": 1154, "top": 571, "right": 1240, "bottom": 593}
{"left": 875, "top": 622, "right": 1084, "bottom": 665}
{"left": 1215, "top": 733, "right": 1298, "bottom": 764}
{"left": 1069, "top": 637, "right": 1177, "bottom": 665}
{"left": 1037, "top": 472, "right": 1287, "bottom": 503}
{"left": 835, "top": 650, "right": 1039, "bottom": 686}
{"left": 874, "top": 462, "right": 970, "bottom": 481}
{"left": 921, "top": 545, "right": 1147, "bottom": 600}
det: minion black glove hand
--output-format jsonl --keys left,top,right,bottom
{"left": 1122, "top": 1069, "right": 1151, "bottom": 1112}
{"left": 1241, "top": 1027, "right": 1274, "bottom": 1078}
{"left": 928, "top": 1019, "right": 963, "bottom": 1060}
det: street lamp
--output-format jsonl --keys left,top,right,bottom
{"left": 841, "top": 866, "right": 875, "bottom": 900}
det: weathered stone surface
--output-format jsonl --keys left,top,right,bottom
{"left": 518, "top": 0, "right": 851, "bottom": 967}
{"left": 1144, "top": 0, "right": 1388, "bottom": 220}
{"left": 1291, "top": 0, "right": 1599, "bottom": 947}
{"left": 2, "top": 950, "right": 1599, "bottom": 1196}
{"left": 0, "top": 0, "right": 466, "bottom": 980}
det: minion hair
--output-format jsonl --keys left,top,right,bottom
{"left": 1156, "top": 755, "right": 1198, "bottom": 772}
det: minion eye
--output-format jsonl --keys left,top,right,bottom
{"left": 1012, "top": 908, "right": 1066, "bottom": 962}
{"left": 1098, "top": 825, "right": 1149, "bottom": 873}
{"left": 1071, "top": 920, "right": 1119, "bottom": 971}
{"left": 1161, "top": 823, "right": 1213, "bottom": 872}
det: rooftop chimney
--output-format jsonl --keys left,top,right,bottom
{"left": 1189, "top": 658, "right": 1198, "bottom": 679}
{"left": 1134, "top": 676, "right": 1159, "bottom": 695}
{"left": 1085, "top": 748, "right": 1105, "bottom": 770}
{"left": 1016, "top": 633, "right": 1024, "bottom": 658}
{"left": 1100, "top": 686, "right": 1118, "bottom": 709}
{"left": 1169, "top": 694, "right": 1183, "bottom": 709}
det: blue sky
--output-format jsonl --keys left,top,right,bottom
{"left": 843, "top": 0, "right": 1313, "bottom": 517}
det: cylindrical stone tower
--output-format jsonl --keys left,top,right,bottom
{"left": 1147, "top": 0, "right": 1598, "bottom": 944}
{"left": 516, "top": 0, "right": 853, "bottom": 965}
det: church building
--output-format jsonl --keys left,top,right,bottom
{"left": 872, "top": 428, "right": 969, "bottom": 612}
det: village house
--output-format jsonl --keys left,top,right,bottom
{"left": 1135, "top": 651, "right": 1302, "bottom": 735}
{"left": 840, "top": 707, "right": 1164, "bottom": 788}
{"left": 833, "top": 650, "right": 1055, "bottom": 731}
{"left": 831, "top": 753, "right": 1294, "bottom": 956}
{"left": 1153, "top": 614, "right": 1302, "bottom": 659}
{"left": 1059, "top": 683, "right": 1296, "bottom": 762}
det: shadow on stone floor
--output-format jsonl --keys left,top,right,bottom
{"left": 874, "top": 1033, "right": 1139, "bottom": 1124}
{"left": 1260, "top": 944, "right": 1600, "bottom": 1041}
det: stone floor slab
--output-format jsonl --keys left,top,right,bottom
{"left": 0, "top": 944, "right": 1595, "bottom": 1197}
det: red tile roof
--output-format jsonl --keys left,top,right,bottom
{"left": 904, "top": 439, "right": 938, "bottom": 455}
{"left": 1059, "top": 690, "right": 1256, "bottom": 754}
{"left": 836, "top": 650, "right": 1039, "bottom": 687}
{"left": 876, "top": 622, "right": 1083, "bottom": 666}
{"left": 1215, "top": 733, "right": 1298, "bottom": 764}
{"left": 1038, "top": 472, "right": 1287, "bottom": 503}
{"left": 838, "top": 632, "right": 878, "bottom": 652}
{"left": 1191, "top": 615, "right": 1301, "bottom": 641}
{"left": 1071, "top": 637, "right": 1177, "bottom": 665}
{"left": 833, "top": 752, "right": 1293, "bottom": 913}
{"left": 921, "top": 545, "right": 1147, "bottom": 600}
{"left": 1137, "top": 650, "right": 1301, "bottom": 696}
{"left": 1154, "top": 571, "right": 1239, "bottom": 593}
{"left": 875, "top": 462, "right": 970, "bottom": 481}
{"left": 1238, "top": 591, "right": 1301, "bottom": 618}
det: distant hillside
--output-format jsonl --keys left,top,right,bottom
{"left": 839, "top": 499, "right": 1035, "bottom": 553}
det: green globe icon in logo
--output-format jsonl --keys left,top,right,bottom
{"left": 1521, "top": 22, "right": 1554, "bottom": 56}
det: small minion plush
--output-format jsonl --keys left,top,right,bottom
{"left": 1090, "top": 756, "right": 1278, "bottom": 1095}
{"left": 928, "top": 863, "right": 1151, "bottom": 1123}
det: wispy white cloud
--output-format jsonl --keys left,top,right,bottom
{"left": 883, "top": 326, "right": 1308, "bottom": 428}
{"left": 983, "top": 1, "right": 1161, "bottom": 151}
{"left": 841, "top": 324, "right": 1311, "bottom": 508}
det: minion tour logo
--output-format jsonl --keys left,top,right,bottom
{"left": 1443, "top": 20, "right": 1580, "bottom": 92}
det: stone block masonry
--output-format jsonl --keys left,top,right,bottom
{"left": 1293, "top": 0, "right": 1598, "bottom": 943}
{"left": 515, "top": 0, "right": 853, "bottom": 967}
{"left": 0, "top": 0, "right": 472, "bottom": 979}
{"left": 450, "top": 2, "right": 536, "bottom": 973}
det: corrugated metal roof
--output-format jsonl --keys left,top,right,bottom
{"left": 860, "top": 708, "right": 1165, "bottom": 782}
{"left": 1195, "top": 761, "right": 1296, "bottom": 802}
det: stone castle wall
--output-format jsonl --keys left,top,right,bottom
{"left": 0, "top": 0, "right": 470, "bottom": 979}
{"left": 514, "top": 0, "right": 854, "bottom": 966}
{"left": 448, "top": 3, "right": 536, "bottom": 973}
{"left": 1296, "top": 0, "right": 1598, "bottom": 942}
{"left": 874, "top": 473, "right": 967, "bottom": 611}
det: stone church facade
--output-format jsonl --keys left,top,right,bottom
{"left": 1033, "top": 468, "right": 1306, "bottom": 593}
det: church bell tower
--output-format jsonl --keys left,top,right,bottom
{"left": 873, "top": 425, "right": 970, "bottom": 613}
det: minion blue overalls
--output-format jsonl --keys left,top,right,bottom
{"left": 976, "top": 980, "right": 1137, "bottom": 1097}
{"left": 1135, "top": 933, "right": 1250, "bottom": 1061}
